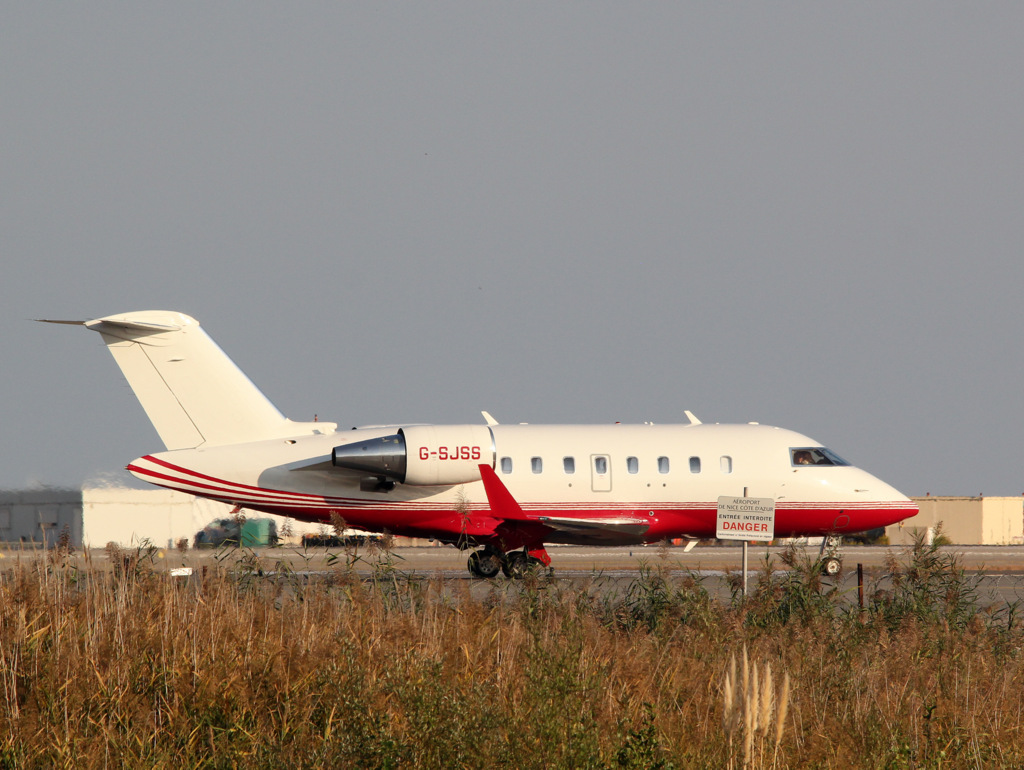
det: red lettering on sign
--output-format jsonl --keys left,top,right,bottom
{"left": 722, "top": 521, "right": 768, "bottom": 532}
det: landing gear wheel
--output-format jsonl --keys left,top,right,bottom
{"left": 821, "top": 557, "right": 842, "bottom": 576}
{"left": 527, "top": 556, "right": 546, "bottom": 572}
{"left": 467, "top": 549, "right": 502, "bottom": 578}
{"left": 502, "top": 551, "right": 527, "bottom": 578}
{"left": 502, "top": 551, "right": 547, "bottom": 579}
{"left": 818, "top": 535, "right": 843, "bottom": 577}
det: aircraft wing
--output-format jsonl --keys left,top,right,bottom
{"left": 405, "top": 515, "right": 506, "bottom": 538}
{"left": 537, "top": 516, "right": 650, "bottom": 540}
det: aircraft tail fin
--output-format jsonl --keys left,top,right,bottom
{"left": 68, "top": 311, "right": 330, "bottom": 450}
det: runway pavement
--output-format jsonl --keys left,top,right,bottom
{"left": 9, "top": 542, "right": 1024, "bottom": 606}
{"left": 31, "top": 541, "right": 1024, "bottom": 576}
{"left": 270, "top": 542, "right": 1024, "bottom": 576}
{"left": 175, "top": 543, "right": 1024, "bottom": 607}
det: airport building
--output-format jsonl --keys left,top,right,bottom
{"left": 0, "top": 486, "right": 341, "bottom": 550}
{"left": 885, "top": 496, "right": 1024, "bottom": 546}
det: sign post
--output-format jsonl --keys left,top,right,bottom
{"left": 717, "top": 495, "right": 776, "bottom": 597}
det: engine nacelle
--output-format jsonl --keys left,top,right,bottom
{"left": 331, "top": 424, "right": 495, "bottom": 486}
{"left": 400, "top": 424, "right": 495, "bottom": 485}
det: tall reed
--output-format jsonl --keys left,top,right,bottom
{"left": 721, "top": 646, "right": 789, "bottom": 769}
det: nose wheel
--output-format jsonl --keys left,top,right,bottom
{"left": 819, "top": 535, "right": 843, "bottom": 576}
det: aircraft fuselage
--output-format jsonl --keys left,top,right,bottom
{"left": 128, "top": 421, "right": 915, "bottom": 551}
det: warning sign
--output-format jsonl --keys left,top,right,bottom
{"left": 716, "top": 496, "right": 776, "bottom": 542}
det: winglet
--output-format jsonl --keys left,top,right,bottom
{"left": 481, "top": 410, "right": 499, "bottom": 426}
{"left": 477, "top": 464, "right": 530, "bottom": 521}
{"left": 684, "top": 410, "right": 702, "bottom": 425}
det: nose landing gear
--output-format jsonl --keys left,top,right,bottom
{"left": 819, "top": 535, "right": 843, "bottom": 576}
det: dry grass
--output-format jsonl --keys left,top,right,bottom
{"left": 0, "top": 539, "right": 1021, "bottom": 768}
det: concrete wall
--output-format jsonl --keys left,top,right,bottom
{"left": 886, "top": 496, "right": 1024, "bottom": 545}
{"left": 81, "top": 487, "right": 212, "bottom": 549}
{"left": 979, "top": 497, "right": 1024, "bottom": 545}
{"left": 0, "top": 488, "right": 82, "bottom": 547}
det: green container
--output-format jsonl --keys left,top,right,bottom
{"left": 240, "top": 518, "right": 277, "bottom": 547}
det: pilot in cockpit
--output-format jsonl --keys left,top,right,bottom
{"left": 793, "top": 450, "right": 814, "bottom": 465}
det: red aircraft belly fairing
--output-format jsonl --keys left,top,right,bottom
{"left": 49, "top": 311, "right": 917, "bottom": 577}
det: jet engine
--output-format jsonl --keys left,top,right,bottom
{"left": 331, "top": 425, "right": 495, "bottom": 486}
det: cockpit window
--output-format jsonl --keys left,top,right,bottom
{"left": 790, "top": 447, "right": 850, "bottom": 467}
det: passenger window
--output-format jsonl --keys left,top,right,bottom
{"left": 594, "top": 456, "right": 607, "bottom": 474}
{"left": 720, "top": 456, "right": 733, "bottom": 474}
{"left": 501, "top": 457, "right": 513, "bottom": 474}
{"left": 626, "top": 456, "right": 639, "bottom": 474}
{"left": 689, "top": 456, "right": 701, "bottom": 474}
{"left": 563, "top": 457, "right": 575, "bottom": 474}
{"left": 531, "top": 457, "right": 543, "bottom": 474}
{"left": 658, "top": 456, "right": 670, "bottom": 474}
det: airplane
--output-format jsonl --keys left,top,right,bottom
{"left": 44, "top": 311, "right": 917, "bottom": 577}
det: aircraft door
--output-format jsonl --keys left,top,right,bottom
{"left": 591, "top": 454, "right": 612, "bottom": 492}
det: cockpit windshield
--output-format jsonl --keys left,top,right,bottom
{"left": 790, "top": 447, "right": 850, "bottom": 467}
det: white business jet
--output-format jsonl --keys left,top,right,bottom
{"left": 44, "top": 311, "right": 917, "bottom": 577}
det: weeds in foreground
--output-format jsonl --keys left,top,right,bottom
{"left": 871, "top": 524, "right": 984, "bottom": 632}
{"left": 608, "top": 562, "right": 718, "bottom": 632}
{"left": 0, "top": 536, "right": 1020, "bottom": 768}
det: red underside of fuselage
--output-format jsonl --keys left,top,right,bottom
{"left": 236, "top": 502, "right": 915, "bottom": 542}
{"left": 128, "top": 456, "right": 917, "bottom": 552}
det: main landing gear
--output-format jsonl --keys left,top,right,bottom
{"left": 466, "top": 548, "right": 502, "bottom": 578}
{"left": 467, "top": 547, "right": 551, "bottom": 579}
{"left": 819, "top": 535, "right": 843, "bottom": 576}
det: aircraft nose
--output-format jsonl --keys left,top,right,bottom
{"left": 859, "top": 473, "right": 918, "bottom": 523}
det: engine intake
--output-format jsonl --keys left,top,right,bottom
{"left": 332, "top": 425, "right": 495, "bottom": 486}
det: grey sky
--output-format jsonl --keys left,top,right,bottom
{"left": 3, "top": 4, "right": 1023, "bottom": 496}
